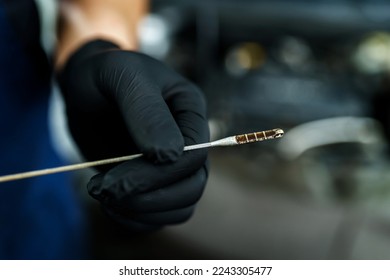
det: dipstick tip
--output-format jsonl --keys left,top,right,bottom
{"left": 273, "top": 128, "right": 284, "bottom": 138}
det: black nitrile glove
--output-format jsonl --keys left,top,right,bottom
{"left": 57, "top": 39, "right": 209, "bottom": 231}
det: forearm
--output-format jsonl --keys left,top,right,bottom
{"left": 55, "top": 0, "right": 148, "bottom": 69}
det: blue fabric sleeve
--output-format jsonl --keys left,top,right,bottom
{"left": 0, "top": 0, "right": 88, "bottom": 259}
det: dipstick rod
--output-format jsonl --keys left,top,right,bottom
{"left": 0, "top": 128, "right": 284, "bottom": 183}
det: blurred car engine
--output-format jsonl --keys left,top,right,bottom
{"left": 141, "top": 0, "right": 390, "bottom": 208}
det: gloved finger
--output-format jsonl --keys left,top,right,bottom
{"left": 104, "top": 165, "right": 207, "bottom": 213}
{"left": 164, "top": 81, "right": 210, "bottom": 146}
{"left": 87, "top": 148, "right": 207, "bottom": 203}
{"left": 97, "top": 52, "right": 184, "bottom": 163}
{"left": 105, "top": 205, "right": 196, "bottom": 226}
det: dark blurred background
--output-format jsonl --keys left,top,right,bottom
{"left": 77, "top": 0, "right": 390, "bottom": 259}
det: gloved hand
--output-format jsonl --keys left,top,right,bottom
{"left": 57, "top": 39, "right": 209, "bottom": 231}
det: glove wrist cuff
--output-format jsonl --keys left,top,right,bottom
{"left": 62, "top": 39, "right": 120, "bottom": 70}
{"left": 73, "top": 39, "right": 120, "bottom": 57}
{"left": 57, "top": 38, "right": 120, "bottom": 89}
